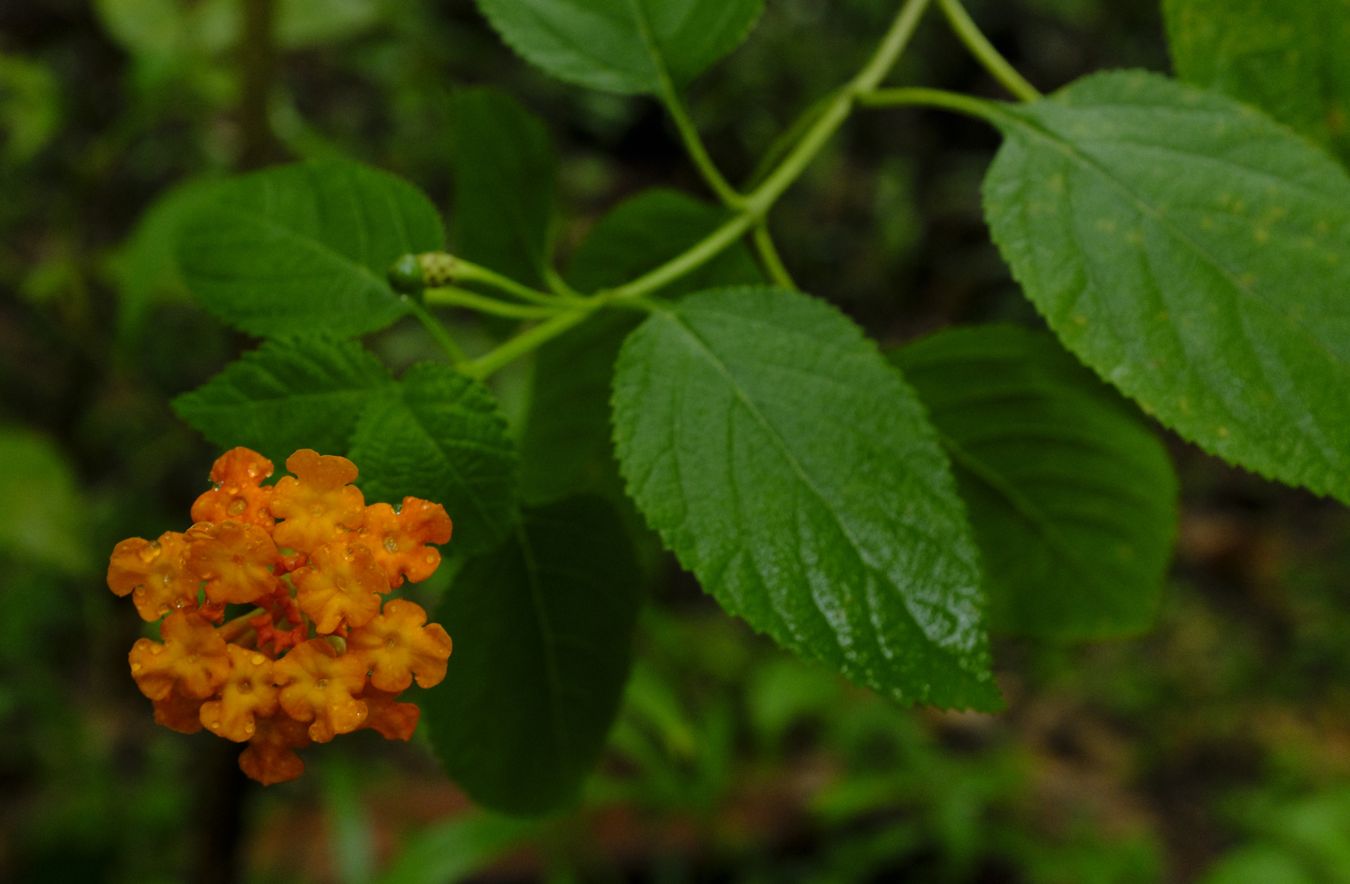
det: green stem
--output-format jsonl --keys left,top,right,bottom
{"left": 607, "top": 211, "right": 758, "bottom": 299}
{"left": 460, "top": 307, "right": 599, "bottom": 380}
{"left": 403, "top": 295, "right": 468, "bottom": 363}
{"left": 661, "top": 86, "right": 745, "bottom": 207}
{"left": 937, "top": 0, "right": 1041, "bottom": 102}
{"left": 752, "top": 223, "right": 797, "bottom": 289}
{"left": 630, "top": 0, "right": 745, "bottom": 207}
{"left": 451, "top": 258, "right": 574, "bottom": 306}
{"left": 744, "top": 0, "right": 932, "bottom": 216}
{"left": 457, "top": 0, "right": 935, "bottom": 377}
{"left": 858, "top": 86, "right": 1008, "bottom": 126}
{"left": 423, "top": 286, "right": 563, "bottom": 319}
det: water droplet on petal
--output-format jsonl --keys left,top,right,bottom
{"left": 251, "top": 654, "right": 266, "bottom": 666}
{"left": 131, "top": 662, "right": 142, "bottom": 672}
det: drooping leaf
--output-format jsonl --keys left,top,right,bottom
{"left": 172, "top": 337, "right": 393, "bottom": 463}
{"left": 349, "top": 362, "right": 518, "bottom": 555}
{"left": 981, "top": 70, "right": 1350, "bottom": 504}
{"left": 521, "top": 189, "right": 762, "bottom": 504}
{"left": 611, "top": 286, "right": 998, "bottom": 709}
{"left": 1164, "top": 0, "right": 1350, "bottom": 165}
{"left": 0, "top": 428, "right": 89, "bottom": 575}
{"left": 450, "top": 89, "right": 556, "bottom": 287}
{"left": 475, "top": 0, "right": 764, "bottom": 95}
{"left": 425, "top": 496, "right": 644, "bottom": 814}
{"left": 176, "top": 159, "right": 444, "bottom": 338}
{"left": 892, "top": 325, "right": 1178, "bottom": 639}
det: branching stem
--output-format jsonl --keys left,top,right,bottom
{"left": 937, "top": 0, "right": 1041, "bottom": 102}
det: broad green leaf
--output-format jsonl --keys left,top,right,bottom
{"left": 611, "top": 287, "right": 998, "bottom": 709}
{"left": 892, "top": 325, "right": 1178, "bottom": 639}
{"left": 1164, "top": 0, "right": 1350, "bottom": 166}
{"left": 176, "top": 159, "right": 443, "bottom": 338}
{"left": 425, "top": 496, "right": 643, "bottom": 814}
{"left": 449, "top": 89, "right": 556, "bottom": 287}
{"left": 475, "top": 0, "right": 764, "bottom": 95}
{"left": 981, "top": 70, "right": 1350, "bottom": 505}
{"left": 0, "top": 428, "right": 88, "bottom": 574}
{"left": 521, "top": 189, "right": 761, "bottom": 504}
{"left": 349, "top": 362, "right": 518, "bottom": 555}
{"left": 172, "top": 337, "right": 393, "bottom": 463}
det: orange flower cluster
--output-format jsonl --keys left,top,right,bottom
{"left": 107, "top": 447, "right": 453, "bottom": 785}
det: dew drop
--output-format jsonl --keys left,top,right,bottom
{"left": 383, "top": 537, "right": 400, "bottom": 554}
{"left": 228, "top": 499, "right": 247, "bottom": 516}
{"left": 423, "top": 552, "right": 437, "bottom": 564}
{"left": 251, "top": 654, "right": 266, "bottom": 666}
{"left": 150, "top": 645, "right": 164, "bottom": 656}
{"left": 316, "top": 678, "right": 329, "bottom": 689}
{"left": 210, "top": 721, "right": 222, "bottom": 730}
{"left": 131, "top": 662, "right": 142, "bottom": 673}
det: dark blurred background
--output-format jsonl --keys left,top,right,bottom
{"left": 2, "top": 1, "right": 1349, "bottom": 881}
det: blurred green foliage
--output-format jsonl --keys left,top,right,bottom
{"left": 2, "top": 0, "right": 1348, "bottom": 881}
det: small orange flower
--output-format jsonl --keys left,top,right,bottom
{"left": 110, "top": 447, "right": 455, "bottom": 785}
{"left": 153, "top": 690, "right": 206, "bottom": 734}
{"left": 238, "top": 712, "right": 312, "bottom": 785}
{"left": 270, "top": 449, "right": 365, "bottom": 552}
{"left": 292, "top": 541, "right": 387, "bottom": 634}
{"left": 107, "top": 532, "right": 200, "bottom": 622}
{"left": 187, "top": 520, "right": 279, "bottom": 605}
{"left": 348, "top": 599, "right": 453, "bottom": 692}
{"left": 129, "top": 611, "right": 231, "bottom": 701}
{"left": 191, "top": 447, "right": 276, "bottom": 528}
{"left": 273, "top": 639, "right": 369, "bottom": 742}
{"left": 199, "top": 645, "right": 280, "bottom": 742}
{"left": 360, "top": 498, "right": 453, "bottom": 587}
{"left": 360, "top": 687, "right": 421, "bottom": 741}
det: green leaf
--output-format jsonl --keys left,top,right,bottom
{"left": 521, "top": 189, "right": 762, "bottom": 504}
{"left": 891, "top": 325, "right": 1178, "bottom": 639}
{"left": 981, "top": 70, "right": 1350, "bottom": 505}
{"left": 450, "top": 89, "right": 556, "bottom": 287}
{"left": 424, "top": 496, "right": 644, "bottom": 814}
{"left": 1164, "top": 0, "right": 1350, "bottom": 165}
{"left": 171, "top": 337, "right": 393, "bottom": 464}
{"left": 0, "top": 428, "right": 88, "bottom": 574}
{"left": 176, "top": 159, "right": 444, "bottom": 338}
{"left": 112, "top": 176, "right": 226, "bottom": 345}
{"left": 611, "top": 286, "right": 998, "bottom": 709}
{"left": 349, "top": 362, "right": 518, "bottom": 555}
{"left": 475, "top": 0, "right": 764, "bottom": 95}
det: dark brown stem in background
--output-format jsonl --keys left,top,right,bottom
{"left": 194, "top": 741, "right": 250, "bottom": 884}
{"left": 238, "top": 0, "right": 279, "bottom": 169}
